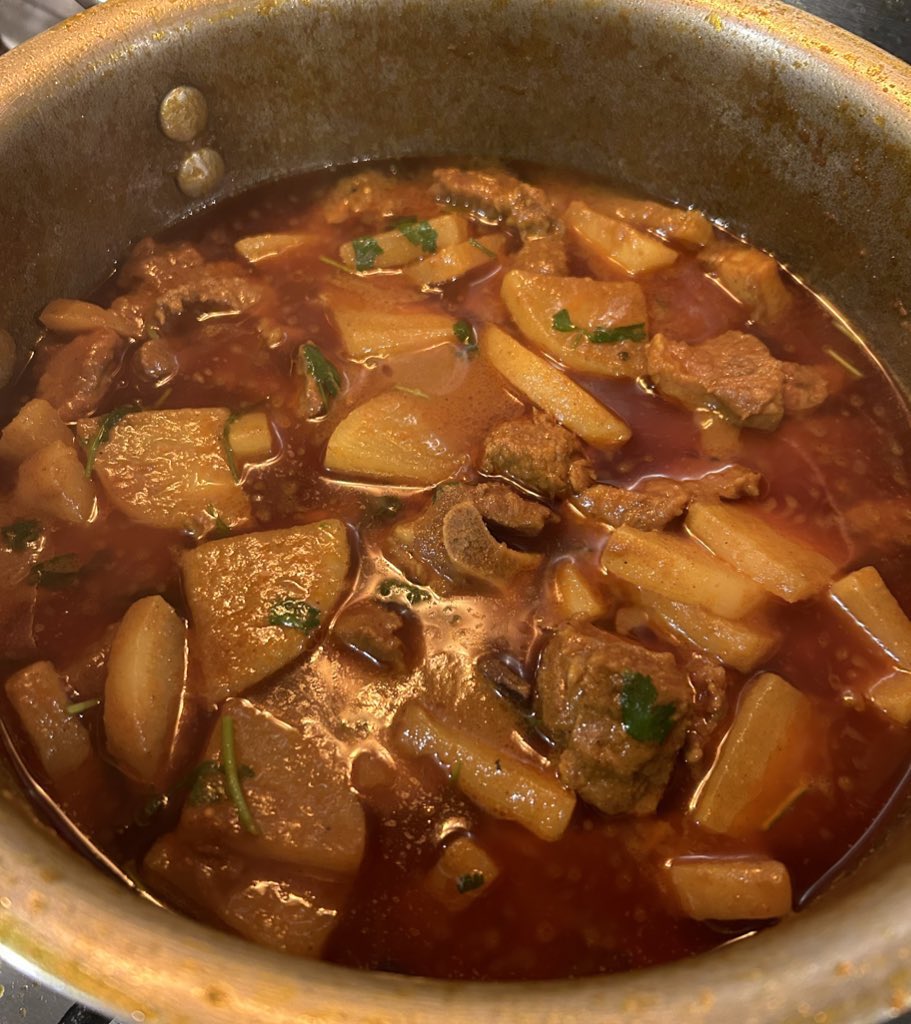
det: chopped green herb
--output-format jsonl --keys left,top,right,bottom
{"left": 65, "top": 698, "right": 100, "bottom": 716}
{"left": 452, "top": 319, "right": 478, "bottom": 357}
{"left": 352, "top": 236, "right": 383, "bottom": 271}
{"left": 468, "top": 238, "right": 497, "bottom": 258}
{"left": 395, "top": 384, "right": 430, "bottom": 399}
{"left": 83, "top": 404, "right": 136, "bottom": 478}
{"left": 619, "top": 671, "right": 676, "bottom": 744}
{"left": 29, "top": 553, "right": 80, "bottom": 590}
{"left": 221, "top": 413, "right": 241, "bottom": 483}
{"left": 456, "top": 871, "right": 485, "bottom": 894}
{"left": 205, "top": 504, "right": 231, "bottom": 539}
{"left": 298, "top": 342, "right": 342, "bottom": 412}
{"left": 377, "top": 578, "right": 432, "bottom": 605}
{"left": 552, "top": 308, "right": 577, "bottom": 333}
{"left": 267, "top": 596, "right": 321, "bottom": 631}
{"left": 586, "top": 322, "right": 647, "bottom": 345}
{"left": 364, "top": 494, "right": 403, "bottom": 522}
{"left": 398, "top": 219, "right": 438, "bottom": 254}
{"left": 186, "top": 758, "right": 255, "bottom": 807}
{"left": 318, "top": 255, "right": 356, "bottom": 276}
{"left": 824, "top": 346, "right": 864, "bottom": 379}
{"left": 1, "top": 518, "right": 41, "bottom": 552}
{"left": 449, "top": 759, "right": 463, "bottom": 785}
{"left": 221, "top": 715, "right": 261, "bottom": 835}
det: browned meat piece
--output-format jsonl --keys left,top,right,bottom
{"left": 699, "top": 242, "right": 792, "bottom": 322}
{"left": 844, "top": 497, "right": 911, "bottom": 556}
{"left": 386, "top": 482, "right": 556, "bottom": 593}
{"left": 535, "top": 624, "right": 692, "bottom": 815}
{"left": 36, "top": 328, "right": 124, "bottom": 420}
{"left": 334, "top": 600, "right": 408, "bottom": 672}
{"left": 476, "top": 654, "right": 532, "bottom": 705}
{"left": 432, "top": 167, "right": 557, "bottom": 239}
{"left": 320, "top": 169, "right": 437, "bottom": 228}
{"left": 135, "top": 337, "right": 178, "bottom": 382}
{"left": 682, "top": 654, "right": 728, "bottom": 771}
{"left": 111, "top": 239, "right": 265, "bottom": 335}
{"left": 480, "top": 411, "right": 594, "bottom": 500}
{"left": 472, "top": 480, "right": 561, "bottom": 534}
{"left": 0, "top": 550, "right": 35, "bottom": 659}
{"left": 576, "top": 465, "right": 762, "bottom": 530}
{"left": 575, "top": 480, "right": 688, "bottom": 531}
{"left": 647, "top": 331, "right": 827, "bottom": 430}
{"left": 507, "top": 233, "right": 569, "bottom": 276}
{"left": 687, "top": 465, "right": 762, "bottom": 502}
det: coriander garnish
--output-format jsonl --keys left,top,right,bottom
{"left": 456, "top": 871, "right": 485, "bottom": 894}
{"left": 205, "top": 504, "right": 231, "bottom": 539}
{"left": 298, "top": 342, "right": 342, "bottom": 412}
{"left": 351, "top": 236, "right": 383, "bottom": 271}
{"left": 29, "top": 554, "right": 80, "bottom": 589}
{"left": 220, "top": 716, "right": 261, "bottom": 836}
{"left": 65, "top": 698, "right": 100, "bottom": 715}
{"left": 552, "top": 309, "right": 647, "bottom": 346}
{"left": 318, "top": 255, "right": 356, "bottom": 275}
{"left": 398, "top": 219, "right": 438, "bottom": 254}
{"left": 83, "top": 405, "right": 136, "bottom": 478}
{"left": 395, "top": 384, "right": 430, "bottom": 399}
{"left": 1, "top": 518, "right": 41, "bottom": 552}
{"left": 468, "top": 238, "right": 497, "bottom": 258}
{"left": 267, "top": 596, "right": 321, "bottom": 631}
{"left": 452, "top": 319, "right": 478, "bottom": 357}
{"left": 619, "top": 671, "right": 676, "bottom": 744}
{"left": 552, "top": 308, "right": 576, "bottom": 333}
{"left": 221, "top": 413, "right": 241, "bottom": 483}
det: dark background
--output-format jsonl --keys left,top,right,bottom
{"left": 0, "top": 1, "right": 909, "bottom": 1022}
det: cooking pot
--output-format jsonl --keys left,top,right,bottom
{"left": 1, "top": 0, "right": 911, "bottom": 1020}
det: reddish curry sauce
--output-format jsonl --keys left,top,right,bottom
{"left": 2, "top": 161, "right": 911, "bottom": 980}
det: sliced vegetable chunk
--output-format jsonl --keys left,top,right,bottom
{"left": 75, "top": 408, "right": 252, "bottom": 533}
{"left": 14, "top": 440, "right": 95, "bottom": 525}
{"left": 339, "top": 214, "right": 469, "bottom": 270}
{"left": 103, "top": 595, "right": 187, "bottom": 785}
{"left": 482, "top": 324, "right": 630, "bottom": 449}
{"left": 667, "top": 857, "right": 792, "bottom": 920}
{"left": 394, "top": 701, "right": 576, "bottom": 841}
{"left": 566, "top": 201, "right": 678, "bottom": 275}
{"left": 181, "top": 520, "right": 350, "bottom": 700}
{"left": 0, "top": 399, "right": 74, "bottom": 464}
{"left": 226, "top": 411, "right": 273, "bottom": 463}
{"left": 830, "top": 566, "right": 911, "bottom": 667}
{"left": 686, "top": 502, "right": 836, "bottom": 602}
{"left": 404, "top": 234, "right": 507, "bottom": 287}
{"left": 425, "top": 836, "right": 500, "bottom": 909}
{"left": 501, "top": 269, "right": 648, "bottom": 377}
{"left": 328, "top": 303, "right": 457, "bottom": 360}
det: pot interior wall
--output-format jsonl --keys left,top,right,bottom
{"left": 1, "top": 1, "right": 911, "bottom": 1021}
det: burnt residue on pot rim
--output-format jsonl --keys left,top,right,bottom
{"left": 1, "top": 1, "right": 911, "bottom": 1022}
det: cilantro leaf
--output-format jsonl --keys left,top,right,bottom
{"left": 619, "top": 671, "right": 676, "bottom": 744}
{"left": 298, "top": 342, "right": 342, "bottom": 412}
{"left": 398, "top": 219, "right": 438, "bottom": 254}
{"left": 267, "top": 596, "right": 321, "bottom": 631}
{"left": 83, "top": 405, "right": 136, "bottom": 478}
{"left": 468, "top": 238, "right": 496, "bottom": 258}
{"left": 205, "top": 504, "right": 231, "bottom": 539}
{"left": 456, "top": 872, "right": 485, "bottom": 894}
{"left": 453, "top": 319, "right": 478, "bottom": 357}
{"left": 65, "top": 698, "right": 100, "bottom": 716}
{"left": 220, "top": 716, "right": 261, "bottom": 835}
{"left": 586, "top": 323, "right": 647, "bottom": 345}
{"left": 186, "top": 757, "right": 255, "bottom": 808}
{"left": 377, "top": 578, "right": 431, "bottom": 605}
{"left": 29, "top": 554, "right": 80, "bottom": 589}
{"left": 364, "top": 494, "right": 403, "bottom": 523}
{"left": 1, "top": 518, "right": 42, "bottom": 551}
{"left": 352, "top": 236, "right": 383, "bottom": 271}
{"left": 552, "top": 308, "right": 577, "bottom": 333}
{"left": 221, "top": 413, "right": 241, "bottom": 482}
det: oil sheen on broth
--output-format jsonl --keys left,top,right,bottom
{"left": 1, "top": 162, "right": 911, "bottom": 981}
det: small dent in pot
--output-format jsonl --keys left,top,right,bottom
{"left": 159, "top": 85, "right": 208, "bottom": 142}
{"left": 177, "top": 147, "right": 225, "bottom": 199}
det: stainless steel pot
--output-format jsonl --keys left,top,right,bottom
{"left": 1, "top": 1, "right": 911, "bottom": 1020}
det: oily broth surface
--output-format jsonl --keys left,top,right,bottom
{"left": 2, "top": 161, "right": 911, "bottom": 979}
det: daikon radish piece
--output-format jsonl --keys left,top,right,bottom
{"left": 553, "top": 560, "right": 607, "bottom": 619}
{"left": 687, "top": 502, "right": 835, "bottom": 602}
{"left": 14, "top": 440, "right": 94, "bottom": 524}
{"left": 830, "top": 566, "right": 911, "bottom": 668}
{"left": 39, "top": 298, "right": 135, "bottom": 338}
{"left": 425, "top": 836, "right": 500, "bottom": 910}
{"left": 869, "top": 669, "right": 911, "bottom": 725}
{"left": 329, "top": 305, "right": 456, "bottom": 360}
{"left": 339, "top": 214, "right": 469, "bottom": 270}
{"left": 601, "top": 525, "right": 767, "bottom": 619}
{"left": 566, "top": 201, "right": 678, "bottom": 275}
{"left": 404, "top": 234, "right": 507, "bottom": 287}
{"left": 226, "top": 412, "right": 273, "bottom": 463}
{"left": 482, "top": 324, "right": 630, "bottom": 449}
{"left": 0, "top": 399, "right": 74, "bottom": 464}
{"left": 667, "top": 857, "right": 792, "bottom": 920}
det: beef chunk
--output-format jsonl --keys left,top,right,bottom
{"left": 535, "top": 624, "right": 691, "bottom": 815}
{"left": 476, "top": 654, "right": 532, "bottom": 705}
{"left": 36, "top": 328, "right": 124, "bottom": 419}
{"left": 432, "top": 167, "right": 557, "bottom": 239}
{"left": 321, "top": 169, "right": 436, "bottom": 228}
{"left": 646, "top": 331, "right": 828, "bottom": 430}
{"left": 111, "top": 239, "right": 265, "bottom": 335}
{"left": 682, "top": 654, "right": 728, "bottom": 771}
{"left": 699, "top": 242, "right": 792, "bottom": 322}
{"left": 386, "top": 482, "right": 556, "bottom": 593}
{"left": 575, "top": 480, "right": 688, "bottom": 531}
{"left": 480, "top": 411, "right": 594, "bottom": 499}
{"left": 508, "top": 233, "right": 569, "bottom": 276}
{"left": 575, "top": 465, "right": 762, "bottom": 530}
{"left": 334, "top": 600, "right": 408, "bottom": 672}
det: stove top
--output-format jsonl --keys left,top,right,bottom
{"left": 0, "top": 1, "right": 909, "bottom": 1022}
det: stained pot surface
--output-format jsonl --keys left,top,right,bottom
{"left": 1, "top": 1, "right": 911, "bottom": 1021}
